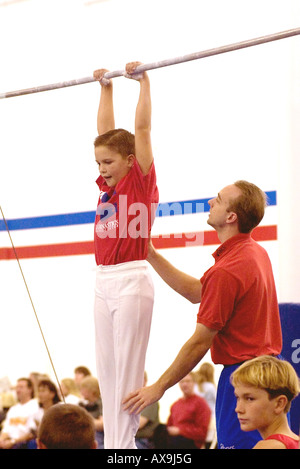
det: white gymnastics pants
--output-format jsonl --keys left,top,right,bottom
{"left": 94, "top": 260, "right": 154, "bottom": 449}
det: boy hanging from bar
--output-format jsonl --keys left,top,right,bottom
{"left": 92, "top": 62, "right": 159, "bottom": 449}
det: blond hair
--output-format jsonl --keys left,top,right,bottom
{"left": 231, "top": 355, "right": 300, "bottom": 412}
{"left": 61, "top": 378, "right": 80, "bottom": 397}
{"left": 79, "top": 376, "right": 100, "bottom": 398}
{"left": 194, "top": 362, "right": 215, "bottom": 392}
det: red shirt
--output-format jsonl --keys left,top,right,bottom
{"left": 167, "top": 394, "right": 211, "bottom": 448}
{"left": 94, "top": 160, "right": 158, "bottom": 266}
{"left": 197, "top": 233, "right": 282, "bottom": 365}
{"left": 265, "top": 434, "right": 299, "bottom": 449}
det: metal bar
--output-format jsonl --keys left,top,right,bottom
{"left": 1, "top": 27, "right": 299, "bottom": 99}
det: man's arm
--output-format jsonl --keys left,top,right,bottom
{"left": 93, "top": 69, "right": 115, "bottom": 135}
{"left": 125, "top": 62, "right": 153, "bottom": 175}
{"left": 122, "top": 323, "right": 217, "bottom": 414}
{"left": 147, "top": 241, "right": 202, "bottom": 304}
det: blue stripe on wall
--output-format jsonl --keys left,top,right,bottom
{"left": 0, "top": 191, "right": 276, "bottom": 232}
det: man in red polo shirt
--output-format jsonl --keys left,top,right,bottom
{"left": 123, "top": 180, "right": 282, "bottom": 449}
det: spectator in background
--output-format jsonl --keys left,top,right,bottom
{"left": 60, "top": 378, "right": 81, "bottom": 404}
{"left": 74, "top": 366, "right": 91, "bottom": 386}
{"left": 194, "top": 362, "right": 217, "bottom": 448}
{"left": 29, "top": 372, "right": 49, "bottom": 398}
{"left": 135, "top": 372, "right": 160, "bottom": 449}
{"left": 37, "top": 404, "right": 97, "bottom": 449}
{"left": 0, "top": 385, "right": 16, "bottom": 427}
{"left": 0, "top": 378, "right": 39, "bottom": 449}
{"left": 30, "top": 380, "right": 61, "bottom": 428}
{"left": 27, "top": 379, "right": 61, "bottom": 449}
{"left": 79, "top": 376, "right": 104, "bottom": 449}
{"left": 153, "top": 373, "right": 211, "bottom": 449}
{"left": 194, "top": 362, "right": 216, "bottom": 412}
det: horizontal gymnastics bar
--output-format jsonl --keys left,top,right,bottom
{"left": 1, "top": 27, "right": 300, "bottom": 99}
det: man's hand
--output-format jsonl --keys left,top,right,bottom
{"left": 167, "top": 426, "right": 180, "bottom": 436}
{"left": 122, "top": 382, "right": 164, "bottom": 415}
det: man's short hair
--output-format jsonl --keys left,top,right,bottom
{"left": 228, "top": 180, "right": 266, "bottom": 233}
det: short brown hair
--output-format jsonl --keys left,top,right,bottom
{"left": 38, "top": 404, "right": 95, "bottom": 449}
{"left": 94, "top": 128, "right": 135, "bottom": 158}
{"left": 17, "top": 378, "right": 34, "bottom": 399}
{"left": 228, "top": 180, "right": 266, "bottom": 233}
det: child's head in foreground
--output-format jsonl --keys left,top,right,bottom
{"left": 37, "top": 403, "right": 97, "bottom": 449}
{"left": 231, "top": 355, "right": 300, "bottom": 434}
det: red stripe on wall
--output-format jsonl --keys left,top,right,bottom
{"left": 152, "top": 225, "right": 277, "bottom": 249}
{"left": 0, "top": 225, "right": 277, "bottom": 260}
{"left": 0, "top": 241, "right": 95, "bottom": 260}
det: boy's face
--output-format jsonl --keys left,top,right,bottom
{"left": 234, "top": 383, "right": 278, "bottom": 433}
{"left": 95, "top": 145, "right": 134, "bottom": 187}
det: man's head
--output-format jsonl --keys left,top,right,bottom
{"left": 37, "top": 404, "right": 97, "bottom": 449}
{"left": 228, "top": 180, "right": 266, "bottom": 233}
{"left": 16, "top": 378, "right": 34, "bottom": 403}
{"left": 208, "top": 181, "right": 266, "bottom": 235}
{"left": 179, "top": 373, "right": 196, "bottom": 398}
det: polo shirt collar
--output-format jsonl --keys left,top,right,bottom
{"left": 213, "top": 232, "right": 252, "bottom": 260}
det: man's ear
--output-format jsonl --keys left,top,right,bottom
{"left": 226, "top": 211, "right": 238, "bottom": 225}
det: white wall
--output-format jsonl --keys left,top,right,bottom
{"left": 0, "top": 0, "right": 299, "bottom": 422}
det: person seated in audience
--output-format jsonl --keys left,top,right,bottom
{"left": 74, "top": 366, "right": 91, "bottom": 386}
{"left": 0, "top": 378, "right": 39, "bottom": 449}
{"left": 0, "top": 390, "right": 16, "bottom": 426}
{"left": 60, "top": 378, "right": 81, "bottom": 404}
{"left": 27, "top": 379, "right": 61, "bottom": 448}
{"left": 194, "top": 362, "right": 217, "bottom": 448}
{"left": 29, "top": 372, "right": 49, "bottom": 398}
{"left": 37, "top": 403, "right": 97, "bottom": 449}
{"left": 153, "top": 373, "right": 211, "bottom": 449}
{"left": 35, "top": 379, "right": 61, "bottom": 420}
{"left": 79, "top": 376, "right": 104, "bottom": 449}
{"left": 231, "top": 355, "right": 300, "bottom": 449}
{"left": 135, "top": 372, "right": 160, "bottom": 449}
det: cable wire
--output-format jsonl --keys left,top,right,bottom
{"left": 0, "top": 205, "right": 65, "bottom": 402}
